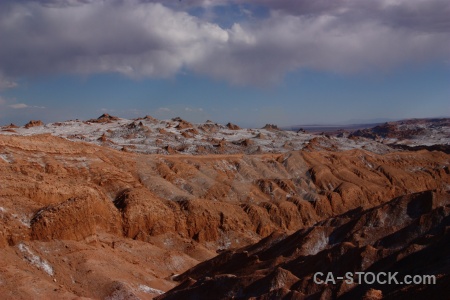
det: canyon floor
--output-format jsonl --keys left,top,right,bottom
{"left": 0, "top": 116, "right": 449, "bottom": 299}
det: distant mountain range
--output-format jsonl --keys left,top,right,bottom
{"left": 1, "top": 115, "right": 449, "bottom": 155}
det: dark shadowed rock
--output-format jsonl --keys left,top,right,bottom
{"left": 263, "top": 124, "right": 279, "bottom": 131}
{"left": 226, "top": 122, "right": 241, "bottom": 130}
{"left": 24, "top": 120, "right": 44, "bottom": 128}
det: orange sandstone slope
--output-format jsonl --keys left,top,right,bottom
{"left": 0, "top": 134, "right": 449, "bottom": 299}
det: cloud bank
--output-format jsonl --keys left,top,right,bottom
{"left": 0, "top": 0, "right": 449, "bottom": 85}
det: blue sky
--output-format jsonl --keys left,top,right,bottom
{"left": 0, "top": 0, "right": 449, "bottom": 127}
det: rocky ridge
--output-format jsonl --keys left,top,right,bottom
{"left": 0, "top": 116, "right": 449, "bottom": 299}
{"left": 159, "top": 190, "right": 450, "bottom": 299}
{"left": 349, "top": 118, "right": 450, "bottom": 148}
{"left": 1, "top": 115, "right": 403, "bottom": 155}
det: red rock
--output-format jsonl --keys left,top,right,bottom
{"left": 0, "top": 133, "right": 449, "bottom": 298}
{"left": 226, "top": 122, "right": 241, "bottom": 130}
{"left": 24, "top": 120, "right": 44, "bottom": 128}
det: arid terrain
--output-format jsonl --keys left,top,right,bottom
{"left": 0, "top": 116, "right": 449, "bottom": 299}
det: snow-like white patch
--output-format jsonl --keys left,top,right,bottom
{"left": 18, "top": 243, "right": 54, "bottom": 276}
{"left": 221, "top": 160, "right": 238, "bottom": 171}
{"left": 163, "top": 237, "right": 174, "bottom": 247}
{"left": 0, "top": 207, "right": 6, "bottom": 213}
{"left": 11, "top": 214, "right": 31, "bottom": 228}
{"left": 138, "top": 284, "right": 164, "bottom": 295}
{"left": 0, "top": 154, "right": 13, "bottom": 163}
{"left": 307, "top": 231, "right": 328, "bottom": 256}
{"left": 217, "top": 230, "right": 232, "bottom": 251}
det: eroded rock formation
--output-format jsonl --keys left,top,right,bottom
{"left": 159, "top": 191, "right": 450, "bottom": 299}
{"left": 0, "top": 126, "right": 448, "bottom": 298}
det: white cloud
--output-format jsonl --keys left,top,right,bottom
{"left": 185, "top": 107, "right": 203, "bottom": 112}
{"left": 0, "top": 0, "right": 448, "bottom": 85}
{"left": 0, "top": 2, "right": 228, "bottom": 79}
{"left": 9, "top": 103, "right": 29, "bottom": 109}
{"left": 7, "top": 102, "right": 45, "bottom": 109}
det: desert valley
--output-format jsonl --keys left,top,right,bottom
{"left": 0, "top": 115, "right": 448, "bottom": 299}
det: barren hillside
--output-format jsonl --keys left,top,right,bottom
{"left": 159, "top": 190, "right": 450, "bottom": 299}
{"left": 0, "top": 117, "right": 449, "bottom": 299}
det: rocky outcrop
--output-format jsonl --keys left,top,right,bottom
{"left": 87, "top": 113, "right": 120, "bottom": 123}
{"left": 159, "top": 190, "right": 450, "bottom": 299}
{"left": 349, "top": 118, "right": 450, "bottom": 142}
{"left": 24, "top": 120, "right": 44, "bottom": 128}
{"left": 114, "top": 188, "right": 176, "bottom": 239}
{"left": 226, "top": 122, "right": 241, "bottom": 130}
{"left": 175, "top": 119, "right": 194, "bottom": 130}
{"left": 30, "top": 194, "right": 122, "bottom": 241}
{"left": 262, "top": 124, "right": 279, "bottom": 130}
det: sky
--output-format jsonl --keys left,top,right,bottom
{"left": 0, "top": 0, "right": 449, "bottom": 127}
